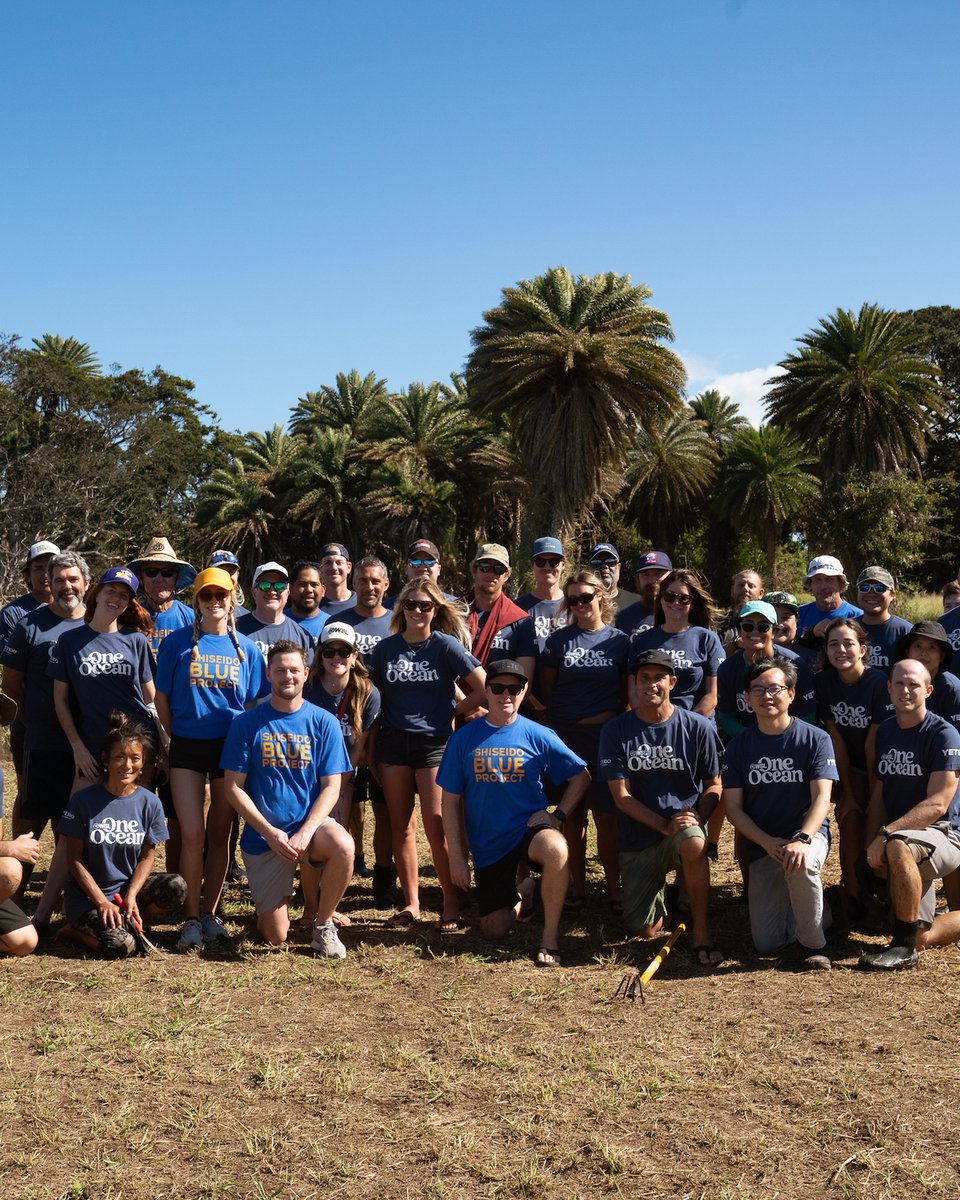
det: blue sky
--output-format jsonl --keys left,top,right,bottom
{"left": 4, "top": 2, "right": 958, "bottom": 433}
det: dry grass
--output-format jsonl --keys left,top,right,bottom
{"left": 3, "top": 771, "right": 960, "bottom": 1199}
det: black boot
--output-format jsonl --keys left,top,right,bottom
{"left": 372, "top": 864, "right": 398, "bottom": 908}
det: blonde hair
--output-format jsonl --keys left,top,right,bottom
{"left": 306, "top": 643, "right": 375, "bottom": 744}
{"left": 191, "top": 589, "right": 245, "bottom": 662}
{"left": 562, "top": 569, "right": 615, "bottom": 626}
{"left": 389, "top": 578, "right": 470, "bottom": 645}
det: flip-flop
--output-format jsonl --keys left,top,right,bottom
{"left": 534, "top": 947, "right": 562, "bottom": 968}
{"left": 386, "top": 909, "right": 418, "bottom": 929}
{"left": 433, "top": 917, "right": 466, "bottom": 934}
{"left": 695, "top": 944, "right": 725, "bottom": 969}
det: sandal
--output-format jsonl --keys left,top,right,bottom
{"left": 696, "top": 944, "right": 725, "bottom": 969}
{"left": 386, "top": 909, "right": 418, "bottom": 929}
{"left": 433, "top": 917, "right": 465, "bottom": 933}
{"left": 534, "top": 947, "right": 562, "bottom": 968}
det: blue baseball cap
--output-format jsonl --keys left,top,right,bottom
{"left": 634, "top": 550, "right": 672, "bottom": 572}
{"left": 208, "top": 549, "right": 239, "bottom": 569}
{"left": 532, "top": 537, "right": 563, "bottom": 558}
{"left": 589, "top": 542, "right": 620, "bottom": 563}
{"left": 99, "top": 566, "right": 140, "bottom": 593}
{"left": 320, "top": 542, "right": 351, "bottom": 560}
{"left": 739, "top": 600, "right": 778, "bottom": 625}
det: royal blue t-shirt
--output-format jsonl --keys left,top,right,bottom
{"left": 285, "top": 609, "right": 329, "bottom": 640}
{"left": 614, "top": 600, "right": 654, "bottom": 638}
{"left": 155, "top": 626, "right": 268, "bottom": 738}
{"left": 940, "top": 606, "right": 960, "bottom": 675}
{"left": 542, "top": 625, "right": 630, "bottom": 723}
{"left": 862, "top": 616, "right": 912, "bottom": 674}
{"left": 436, "top": 715, "right": 585, "bottom": 868}
{"left": 814, "top": 666, "right": 889, "bottom": 770}
{"left": 796, "top": 599, "right": 864, "bottom": 640}
{"left": 369, "top": 632, "right": 481, "bottom": 735}
{"left": 220, "top": 700, "right": 352, "bottom": 854}
{"left": 60, "top": 783, "right": 169, "bottom": 922}
{"left": 0, "top": 607, "right": 86, "bottom": 751}
{"left": 236, "top": 613, "right": 315, "bottom": 665}
{"left": 145, "top": 599, "right": 194, "bottom": 657}
{"left": 929, "top": 671, "right": 960, "bottom": 735}
{"left": 301, "top": 682, "right": 381, "bottom": 753}
{"left": 515, "top": 595, "right": 565, "bottom": 653}
{"left": 599, "top": 707, "right": 722, "bottom": 852}
{"left": 716, "top": 647, "right": 816, "bottom": 736}
{"left": 48, "top": 626, "right": 155, "bottom": 754}
{"left": 722, "top": 719, "right": 838, "bottom": 862}
{"left": 628, "top": 625, "right": 724, "bottom": 710}
{"left": 874, "top": 711, "right": 960, "bottom": 831}
{"left": 339, "top": 609, "right": 394, "bottom": 665}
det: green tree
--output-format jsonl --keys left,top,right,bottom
{"left": 689, "top": 388, "right": 750, "bottom": 449}
{"left": 466, "top": 266, "right": 685, "bottom": 538}
{"left": 764, "top": 303, "right": 943, "bottom": 484}
{"left": 284, "top": 426, "right": 369, "bottom": 554}
{"left": 289, "top": 369, "right": 388, "bottom": 441}
{"left": 715, "top": 425, "right": 819, "bottom": 583}
{"left": 622, "top": 413, "right": 717, "bottom": 551}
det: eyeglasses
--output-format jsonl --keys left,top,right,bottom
{"left": 858, "top": 583, "right": 889, "bottom": 594}
{"left": 255, "top": 580, "right": 288, "bottom": 592}
{"left": 748, "top": 683, "right": 790, "bottom": 697}
{"left": 408, "top": 557, "right": 437, "bottom": 568}
{"left": 489, "top": 681, "right": 525, "bottom": 696}
{"left": 662, "top": 591, "right": 693, "bottom": 606}
{"left": 475, "top": 562, "right": 508, "bottom": 575}
{"left": 739, "top": 621, "right": 772, "bottom": 633}
{"left": 143, "top": 567, "right": 177, "bottom": 579}
{"left": 568, "top": 592, "right": 598, "bottom": 606}
{"left": 533, "top": 557, "right": 563, "bottom": 569}
{"left": 321, "top": 646, "right": 353, "bottom": 659}
{"left": 197, "top": 589, "right": 229, "bottom": 602}
{"left": 402, "top": 599, "right": 435, "bottom": 612}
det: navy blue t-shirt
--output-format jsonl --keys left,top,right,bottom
{"left": 722, "top": 719, "right": 838, "bottom": 862}
{"left": 614, "top": 600, "right": 654, "bottom": 638}
{"left": 599, "top": 707, "right": 722, "bottom": 852}
{"left": 542, "top": 625, "right": 630, "bottom": 723}
{"left": 874, "top": 711, "right": 960, "bottom": 831}
{"left": 0, "top": 607, "right": 86, "bottom": 751}
{"left": 0, "top": 592, "right": 42, "bottom": 657}
{"left": 716, "top": 647, "right": 816, "bottom": 735}
{"left": 60, "top": 783, "right": 169, "bottom": 922}
{"left": 940, "top": 606, "right": 960, "bottom": 675}
{"left": 301, "top": 682, "right": 381, "bottom": 753}
{"left": 320, "top": 592, "right": 358, "bottom": 617}
{"left": 436, "top": 715, "right": 585, "bottom": 868}
{"left": 929, "top": 671, "right": 960, "bottom": 735}
{"left": 339, "top": 609, "right": 394, "bottom": 665}
{"left": 862, "top": 616, "right": 912, "bottom": 674}
{"left": 814, "top": 666, "right": 889, "bottom": 771}
{"left": 628, "top": 625, "right": 724, "bottom": 710}
{"left": 369, "top": 632, "right": 481, "bottom": 735}
{"left": 236, "top": 613, "right": 315, "bottom": 665}
{"left": 515, "top": 595, "right": 565, "bottom": 653}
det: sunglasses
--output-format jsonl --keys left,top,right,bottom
{"left": 197, "top": 590, "right": 229, "bottom": 602}
{"left": 662, "top": 591, "right": 692, "bottom": 606}
{"left": 321, "top": 646, "right": 353, "bottom": 659}
{"left": 591, "top": 557, "right": 618, "bottom": 566}
{"left": 408, "top": 557, "right": 437, "bottom": 568}
{"left": 568, "top": 592, "right": 598, "bottom": 606}
{"left": 475, "top": 562, "right": 508, "bottom": 575}
{"left": 255, "top": 580, "right": 288, "bottom": 592}
{"left": 143, "top": 567, "right": 177, "bottom": 579}
{"left": 533, "top": 557, "right": 563, "bottom": 569}
{"left": 858, "top": 583, "right": 889, "bottom": 593}
{"left": 402, "top": 599, "right": 435, "bottom": 612}
{"left": 489, "top": 681, "right": 525, "bottom": 696}
{"left": 748, "top": 683, "right": 790, "bottom": 697}
{"left": 739, "top": 621, "right": 772, "bottom": 633}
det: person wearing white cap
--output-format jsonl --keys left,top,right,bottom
{"left": 795, "top": 555, "right": 862, "bottom": 644}
{"left": 237, "top": 562, "right": 315, "bottom": 665}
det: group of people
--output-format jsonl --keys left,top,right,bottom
{"left": 1, "top": 532, "right": 959, "bottom": 974}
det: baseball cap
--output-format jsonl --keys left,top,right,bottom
{"left": 804, "top": 554, "right": 846, "bottom": 582}
{"left": 589, "top": 542, "right": 620, "bottom": 563}
{"left": 99, "top": 566, "right": 140, "bottom": 593}
{"left": 407, "top": 539, "right": 440, "bottom": 560}
{"left": 632, "top": 649, "right": 676, "bottom": 673}
{"left": 766, "top": 590, "right": 799, "bottom": 613}
{"left": 486, "top": 658, "right": 528, "bottom": 683}
{"left": 634, "top": 550, "right": 673, "bottom": 573}
{"left": 193, "top": 567, "right": 235, "bottom": 594}
{"left": 472, "top": 543, "right": 511, "bottom": 569}
{"left": 208, "top": 549, "right": 239, "bottom": 569}
{"left": 27, "top": 540, "right": 60, "bottom": 561}
{"left": 252, "top": 561, "right": 288, "bottom": 585}
{"left": 532, "top": 537, "right": 563, "bottom": 558}
{"left": 320, "top": 542, "right": 351, "bottom": 560}
{"left": 739, "top": 600, "right": 778, "bottom": 625}
{"left": 857, "top": 566, "right": 895, "bottom": 590}
{"left": 320, "top": 621, "right": 358, "bottom": 648}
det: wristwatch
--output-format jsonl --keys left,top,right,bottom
{"left": 790, "top": 831, "right": 812, "bottom": 845}
{"left": 878, "top": 826, "right": 891, "bottom": 840}
{"left": 553, "top": 808, "right": 567, "bottom": 824}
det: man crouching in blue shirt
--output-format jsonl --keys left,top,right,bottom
{"left": 439, "top": 660, "right": 590, "bottom": 967}
{"left": 599, "top": 649, "right": 724, "bottom": 969}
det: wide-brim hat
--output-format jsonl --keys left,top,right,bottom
{"left": 128, "top": 536, "right": 196, "bottom": 592}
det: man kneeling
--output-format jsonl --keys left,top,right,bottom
{"left": 440, "top": 660, "right": 589, "bottom": 967}
{"left": 222, "top": 642, "right": 354, "bottom": 958}
{"left": 0, "top": 756, "right": 39, "bottom": 957}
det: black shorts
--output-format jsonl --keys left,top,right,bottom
{"left": 374, "top": 726, "right": 448, "bottom": 770}
{"left": 0, "top": 897, "right": 30, "bottom": 937}
{"left": 21, "top": 747, "right": 75, "bottom": 823}
{"left": 353, "top": 765, "right": 385, "bottom": 805}
{"left": 9, "top": 722, "right": 25, "bottom": 775}
{"left": 474, "top": 827, "right": 546, "bottom": 917}
{"left": 169, "top": 735, "right": 226, "bottom": 780}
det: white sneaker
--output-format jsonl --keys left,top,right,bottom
{"left": 200, "top": 911, "right": 232, "bottom": 943}
{"left": 177, "top": 917, "right": 203, "bottom": 951}
{"left": 311, "top": 921, "right": 346, "bottom": 960}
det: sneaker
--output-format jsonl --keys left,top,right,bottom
{"left": 200, "top": 911, "right": 232, "bottom": 943}
{"left": 177, "top": 917, "right": 203, "bottom": 951}
{"left": 311, "top": 920, "right": 347, "bottom": 960}
{"left": 859, "top": 943, "right": 919, "bottom": 971}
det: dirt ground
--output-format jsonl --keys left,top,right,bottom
{"left": 2, "top": 776, "right": 960, "bottom": 1200}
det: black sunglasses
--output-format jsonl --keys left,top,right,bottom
{"left": 489, "top": 681, "right": 525, "bottom": 695}
{"left": 321, "top": 646, "right": 353, "bottom": 659}
{"left": 143, "top": 567, "right": 177, "bottom": 579}
{"left": 533, "top": 557, "right": 563, "bottom": 569}
{"left": 568, "top": 591, "right": 597, "bottom": 606}
{"left": 402, "top": 599, "right": 435, "bottom": 612}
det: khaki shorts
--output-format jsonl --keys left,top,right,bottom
{"left": 242, "top": 818, "right": 335, "bottom": 915}
{"left": 619, "top": 824, "right": 705, "bottom": 932}
{"left": 887, "top": 824, "right": 960, "bottom": 926}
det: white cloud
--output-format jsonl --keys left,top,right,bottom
{"left": 680, "top": 354, "right": 785, "bottom": 428}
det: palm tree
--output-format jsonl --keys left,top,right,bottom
{"left": 29, "top": 333, "right": 101, "bottom": 374}
{"left": 623, "top": 414, "right": 718, "bottom": 550}
{"left": 466, "top": 266, "right": 686, "bottom": 537}
{"left": 715, "top": 425, "right": 819, "bottom": 582}
{"left": 366, "top": 459, "right": 458, "bottom": 556}
{"left": 284, "top": 426, "right": 369, "bottom": 551}
{"left": 289, "top": 369, "right": 388, "bottom": 440}
{"left": 193, "top": 459, "right": 280, "bottom": 575}
{"left": 764, "top": 303, "right": 943, "bottom": 484}
{"left": 689, "top": 388, "right": 750, "bottom": 450}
